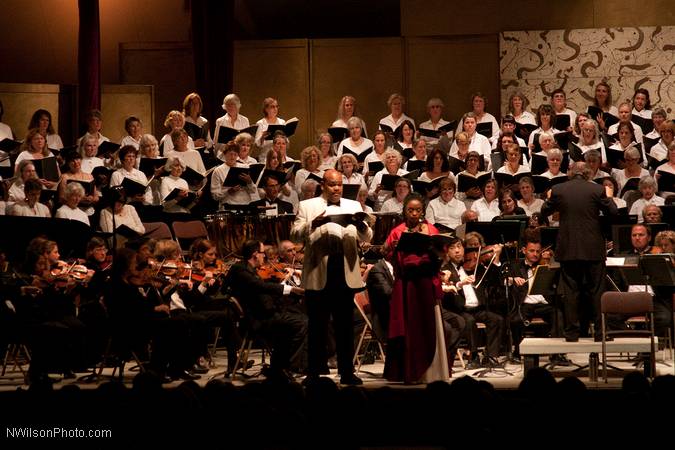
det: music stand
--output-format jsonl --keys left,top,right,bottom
{"left": 466, "top": 220, "right": 524, "bottom": 247}
{"left": 639, "top": 254, "right": 675, "bottom": 287}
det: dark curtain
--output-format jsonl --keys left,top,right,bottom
{"left": 78, "top": 0, "right": 101, "bottom": 135}
{"left": 190, "top": 0, "right": 234, "bottom": 125}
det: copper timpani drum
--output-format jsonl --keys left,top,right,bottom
{"left": 372, "top": 212, "right": 403, "bottom": 245}
{"left": 256, "top": 214, "right": 296, "bottom": 246}
{"left": 205, "top": 212, "right": 258, "bottom": 257}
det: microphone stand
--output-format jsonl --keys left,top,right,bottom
{"left": 499, "top": 234, "right": 520, "bottom": 366}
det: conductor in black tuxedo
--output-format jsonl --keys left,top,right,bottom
{"left": 249, "top": 174, "right": 294, "bottom": 215}
{"left": 366, "top": 258, "right": 394, "bottom": 343}
{"left": 541, "top": 162, "right": 617, "bottom": 341}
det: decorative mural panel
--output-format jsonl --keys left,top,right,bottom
{"left": 500, "top": 27, "right": 675, "bottom": 117}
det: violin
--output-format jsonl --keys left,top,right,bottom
{"left": 48, "top": 260, "right": 95, "bottom": 284}
{"left": 257, "top": 261, "right": 288, "bottom": 282}
{"left": 539, "top": 245, "right": 553, "bottom": 265}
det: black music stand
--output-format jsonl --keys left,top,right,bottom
{"left": 639, "top": 254, "right": 675, "bottom": 287}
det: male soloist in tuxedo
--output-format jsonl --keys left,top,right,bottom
{"left": 541, "top": 162, "right": 617, "bottom": 341}
{"left": 249, "top": 174, "right": 294, "bottom": 215}
{"left": 291, "top": 169, "right": 372, "bottom": 385}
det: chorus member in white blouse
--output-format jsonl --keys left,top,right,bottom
{"left": 160, "top": 156, "right": 193, "bottom": 214}
{"left": 165, "top": 128, "right": 206, "bottom": 175}
{"left": 357, "top": 186, "right": 373, "bottom": 213}
{"left": 591, "top": 81, "right": 619, "bottom": 130}
{"left": 28, "top": 109, "right": 63, "bottom": 151}
{"left": 497, "top": 143, "right": 530, "bottom": 177}
{"left": 270, "top": 132, "right": 296, "bottom": 166}
{"left": 78, "top": 109, "right": 110, "bottom": 146}
{"left": 159, "top": 110, "right": 195, "bottom": 154}
{"left": 610, "top": 146, "right": 649, "bottom": 194}
{"left": 449, "top": 113, "right": 491, "bottom": 166}
{"left": 294, "top": 146, "right": 324, "bottom": 194}
{"left": 8, "top": 179, "right": 51, "bottom": 218}
{"left": 369, "top": 149, "right": 408, "bottom": 211}
{"left": 508, "top": 91, "right": 537, "bottom": 126}
{"left": 492, "top": 115, "right": 527, "bottom": 151}
{"left": 333, "top": 95, "right": 368, "bottom": 138}
{"left": 393, "top": 120, "right": 415, "bottom": 155}
{"left": 584, "top": 150, "right": 610, "bottom": 181}
{"left": 644, "top": 108, "right": 667, "bottom": 142}
{"left": 211, "top": 142, "right": 259, "bottom": 208}
{"left": 337, "top": 117, "right": 374, "bottom": 162}
{"left": 380, "top": 178, "right": 411, "bottom": 214}
{"left": 119, "top": 116, "right": 143, "bottom": 149}
{"left": 456, "top": 151, "right": 490, "bottom": 206}
{"left": 632, "top": 89, "right": 652, "bottom": 119}
{"left": 418, "top": 97, "right": 452, "bottom": 145}
{"left": 572, "top": 112, "right": 590, "bottom": 141}
{"left": 609, "top": 122, "right": 646, "bottom": 164}
{"left": 629, "top": 177, "right": 664, "bottom": 222}
{"left": 517, "top": 177, "right": 544, "bottom": 215}
{"left": 470, "top": 179, "right": 500, "bottom": 222}
{"left": 0, "top": 101, "right": 13, "bottom": 140}
{"left": 363, "top": 130, "right": 387, "bottom": 183}
{"left": 649, "top": 122, "right": 674, "bottom": 162}
{"left": 79, "top": 135, "right": 105, "bottom": 174}
{"left": 551, "top": 89, "right": 577, "bottom": 132}
{"left": 420, "top": 148, "right": 453, "bottom": 184}
{"left": 13, "top": 129, "right": 59, "bottom": 189}
{"left": 59, "top": 152, "right": 99, "bottom": 215}
{"left": 460, "top": 92, "right": 500, "bottom": 146}
{"left": 183, "top": 92, "right": 213, "bottom": 149}
{"left": 607, "top": 102, "right": 644, "bottom": 151}
{"left": 55, "top": 183, "right": 90, "bottom": 226}
{"left": 577, "top": 119, "right": 608, "bottom": 164}
{"left": 110, "top": 145, "right": 153, "bottom": 205}
{"left": 214, "top": 93, "right": 250, "bottom": 149}
{"left": 337, "top": 153, "right": 367, "bottom": 190}
{"left": 254, "top": 97, "right": 285, "bottom": 160}
{"left": 528, "top": 104, "right": 561, "bottom": 151}
{"left": 403, "top": 139, "right": 427, "bottom": 171}
{"left": 655, "top": 142, "right": 675, "bottom": 198}
{"left": 8, "top": 161, "right": 34, "bottom": 203}
{"left": 426, "top": 178, "right": 466, "bottom": 230}
{"left": 235, "top": 132, "right": 257, "bottom": 165}
{"left": 99, "top": 188, "right": 145, "bottom": 242}
{"left": 317, "top": 132, "right": 337, "bottom": 171}
{"left": 540, "top": 148, "right": 568, "bottom": 180}
{"left": 379, "top": 93, "right": 415, "bottom": 132}
{"left": 139, "top": 134, "right": 164, "bottom": 204}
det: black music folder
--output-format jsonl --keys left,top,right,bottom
{"left": 283, "top": 160, "right": 301, "bottom": 174}
{"left": 490, "top": 152, "right": 504, "bottom": 173}
{"left": 619, "top": 177, "right": 641, "bottom": 197}
{"left": 647, "top": 154, "right": 667, "bottom": 172}
{"left": 222, "top": 166, "right": 251, "bottom": 187}
{"left": 631, "top": 115, "right": 654, "bottom": 135}
{"left": 643, "top": 136, "right": 660, "bottom": 154}
{"left": 530, "top": 153, "right": 548, "bottom": 175}
{"left": 657, "top": 171, "right": 675, "bottom": 193}
{"left": 163, "top": 188, "right": 197, "bottom": 209}
{"left": 139, "top": 157, "right": 167, "bottom": 178}
{"left": 457, "top": 172, "right": 492, "bottom": 192}
{"left": 341, "top": 183, "right": 361, "bottom": 201}
{"left": 98, "top": 141, "right": 121, "bottom": 159}
{"left": 378, "top": 122, "right": 400, "bottom": 135}
{"left": 66, "top": 178, "right": 95, "bottom": 196}
{"left": 342, "top": 146, "right": 373, "bottom": 162}
{"left": 181, "top": 165, "right": 209, "bottom": 187}
{"left": 380, "top": 173, "right": 402, "bottom": 191}
{"left": 258, "top": 168, "right": 290, "bottom": 187}
{"left": 554, "top": 114, "right": 571, "bottom": 131}
{"left": 418, "top": 120, "right": 457, "bottom": 139}
{"left": 264, "top": 118, "right": 299, "bottom": 140}
{"left": 216, "top": 125, "right": 259, "bottom": 144}
{"left": 183, "top": 121, "right": 209, "bottom": 141}
{"left": 326, "top": 211, "right": 369, "bottom": 228}
{"left": 366, "top": 160, "right": 384, "bottom": 174}
{"left": 532, "top": 174, "right": 567, "bottom": 194}
{"left": 0, "top": 138, "right": 21, "bottom": 152}
{"left": 476, "top": 122, "right": 493, "bottom": 139}
{"left": 587, "top": 106, "right": 619, "bottom": 129}
{"left": 515, "top": 123, "right": 538, "bottom": 142}
{"left": 396, "top": 231, "right": 432, "bottom": 254}
{"left": 32, "top": 156, "right": 60, "bottom": 182}
{"left": 554, "top": 131, "right": 573, "bottom": 152}
{"left": 405, "top": 159, "right": 426, "bottom": 173}
{"left": 447, "top": 155, "right": 466, "bottom": 175}
{"left": 121, "top": 177, "right": 151, "bottom": 197}
{"left": 639, "top": 254, "right": 675, "bottom": 286}
{"left": 466, "top": 220, "right": 523, "bottom": 246}
{"left": 305, "top": 171, "right": 324, "bottom": 184}
{"left": 115, "top": 224, "right": 142, "bottom": 239}
{"left": 412, "top": 176, "right": 444, "bottom": 195}
{"left": 327, "top": 127, "right": 348, "bottom": 143}
{"left": 494, "top": 171, "right": 531, "bottom": 189}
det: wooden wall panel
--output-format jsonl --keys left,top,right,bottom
{"left": 311, "top": 38, "right": 404, "bottom": 140}
{"left": 405, "top": 36, "right": 500, "bottom": 125}
{"left": 0, "top": 83, "right": 61, "bottom": 141}
{"left": 234, "top": 40, "right": 310, "bottom": 159}
{"left": 101, "top": 85, "right": 154, "bottom": 144}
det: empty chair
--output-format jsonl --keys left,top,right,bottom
{"left": 141, "top": 222, "right": 173, "bottom": 240}
{"left": 600, "top": 291, "right": 655, "bottom": 382}
{"left": 171, "top": 220, "right": 208, "bottom": 252}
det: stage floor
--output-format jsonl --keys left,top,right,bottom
{"left": 1, "top": 346, "right": 672, "bottom": 391}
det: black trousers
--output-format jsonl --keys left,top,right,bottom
{"left": 459, "top": 308, "right": 504, "bottom": 357}
{"left": 306, "top": 287, "right": 356, "bottom": 377}
{"left": 258, "top": 309, "right": 308, "bottom": 373}
{"left": 509, "top": 303, "right": 563, "bottom": 356}
{"left": 560, "top": 260, "right": 606, "bottom": 339}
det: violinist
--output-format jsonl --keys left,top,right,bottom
{"left": 507, "top": 238, "right": 564, "bottom": 364}
{"left": 188, "top": 238, "right": 241, "bottom": 373}
{"left": 225, "top": 240, "right": 307, "bottom": 381}
{"left": 22, "top": 238, "right": 86, "bottom": 383}
{"left": 441, "top": 236, "right": 505, "bottom": 369}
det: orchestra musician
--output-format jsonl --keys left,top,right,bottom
{"left": 291, "top": 169, "right": 372, "bottom": 385}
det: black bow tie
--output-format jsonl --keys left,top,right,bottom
{"left": 327, "top": 200, "right": 341, "bottom": 207}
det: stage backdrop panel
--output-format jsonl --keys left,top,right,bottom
{"left": 500, "top": 26, "right": 675, "bottom": 117}
{"left": 0, "top": 83, "right": 61, "bottom": 141}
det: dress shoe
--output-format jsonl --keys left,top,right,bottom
{"left": 564, "top": 336, "right": 579, "bottom": 342}
{"left": 466, "top": 358, "right": 482, "bottom": 370}
{"left": 549, "top": 354, "right": 572, "bottom": 366}
{"left": 339, "top": 374, "right": 363, "bottom": 386}
{"left": 170, "top": 370, "right": 201, "bottom": 381}
{"left": 191, "top": 363, "right": 209, "bottom": 374}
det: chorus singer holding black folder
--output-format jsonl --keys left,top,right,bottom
{"left": 541, "top": 162, "right": 618, "bottom": 342}
{"left": 110, "top": 145, "right": 154, "bottom": 205}
{"left": 211, "top": 142, "right": 260, "bottom": 208}
{"left": 379, "top": 93, "right": 415, "bottom": 134}
{"left": 291, "top": 169, "right": 372, "bottom": 386}
{"left": 337, "top": 117, "right": 373, "bottom": 161}
{"left": 160, "top": 157, "right": 199, "bottom": 214}
{"left": 418, "top": 97, "right": 455, "bottom": 145}
{"left": 654, "top": 141, "right": 675, "bottom": 198}
{"left": 368, "top": 149, "right": 408, "bottom": 211}
{"left": 254, "top": 97, "right": 287, "bottom": 158}
{"left": 213, "top": 94, "right": 250, "bottom": 148}
{"left": 362, "top": 130, "right": 387, "bottom": 182}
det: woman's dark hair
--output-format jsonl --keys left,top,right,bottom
{"left": 535, "top": 104, "right": 557, "bottom": 128}
{"left": 104, "top": 186, "right": 126, "bottom": 208}
{"left": 402, "top": 192, "right": 425, "bottom": 213}
{"left": 118, "top": 145, "right": 138, "bottom": 161}
{"left": 425, "top": 148, "right": 450, "bottom": 172}
{"left": 28, "top": 109, "right": 55, "bottom": 134}
{"left": 498, "top": 188, "right": 516, "bottom": 212}
{"left": 616, "top": 122, "right": 636, "bottom": 143}
{"left": 395, "top": 119, "right": 416, "bottom": 142}
{"left": 632, "top": 88, "right": 651, "bottom": 110}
